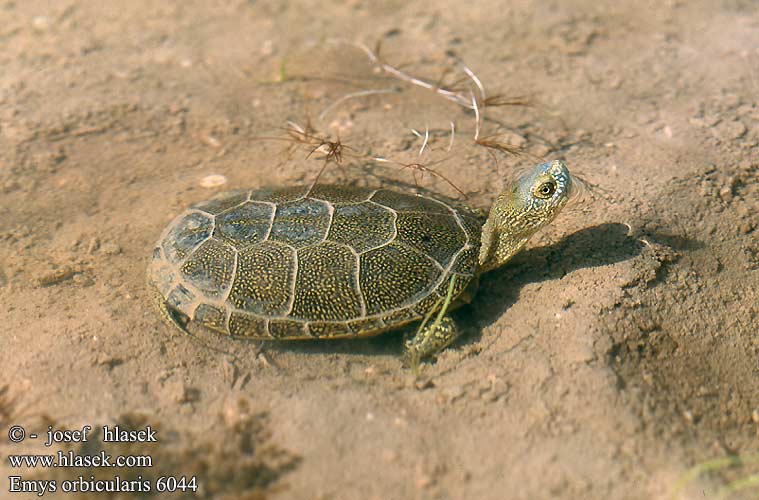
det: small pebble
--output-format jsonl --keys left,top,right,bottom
{"left": 260, "top": 40, "right": 274, "bottom": 56}
{"left": 87, "top": 237, "right": 100, "bottom": 254}
{"left": 32, "top": 16, "right": 51, "bottom": 32}
{"left": 392, "top": 417, "right": 407, "bottom": 428}
{"left": 101, "top": 242, "right": 122, "bottom": 255}
{"left": 72, "top": 273, "right": 94, "bottom": 287}
{"left": 167, "top": 380, "right": 200, "bottom": 404}
{"left": 739, "top": 221, "right": 755, "bottom": 234}
{"left": 738, "top": 160, "right": 754, "bottom": 171}
{"left": 440, "top": 385, "right": 466, "bottom": 404}
{"left": 35, "top": 266, "right": 77, "bottom": 287}
{"left": 95, "top": 354, "right": 123, "bottom": 370}
{"left": 200, "top": 174, "right": 227, "bottom": 188}
{"left": 414, "top": 463, "right": 433, "bottom": 489}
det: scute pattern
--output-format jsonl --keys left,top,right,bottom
{"left": 251, "top": 186, "right": 308, "bottom": 203}
{"left": 193, "top": 191, "right": 248, "bottom": 215}
{"left": 328, "top": 202, "right": 395, "bottom": 253}
{"left": 457, "top": 209, "right": 485, "bottom": 240}
{"left": 291, "top": 242, "right": 363, "bottom": 321}
{"left": 161, "top": 212, "right": 213, "bottom": 263}
{"left": 229, "top": 242, "right": 295, "bottom": 316}
{"left": 270, "top": 319, "right": 306, "bottom": 338}
{"left": 434, "top": 272, "right": 470, "bottom": 301}
{"left": 360, "top": 242, "right": 442, "bottom": 315}
{"left": 309, "top": 185, "right": 374, "bottom": 203}
{"left": 151, "top": 185, "right": 483, "bottom": 339}
{"left": 395, "top": 212, "right": 465, "bottom": 267}
{"left": 414, "top": 291, "right": 445, "bottom": 316}
{"left": 450, "top": 245, "right": 478, "bottom": 276}
{"left": 371, "top": 190, "right": 450, "bottom": 214}
{"left": 269, "top": 198, "right": 330, "bottom": 248}
{"left": 215, "top": 201, "right": 274, "bottom": 247}
{"left": 194, "top": 303, "right": 227, "bottom": 332}
{"left": 347, "top": 317, "right": 386, "bottom": 336}
{"left": 229, "top": 311, "right": 267, "bottom": 337}
{"left": 167, "top": 284, "right": 196, "bottom": 311}
{"left": 309, "top": 321, "right": 351, "bottom": 338}
{"left": 180, "top": 239, "right": 236, "bottom": 299}
{"left": 381, "top": 307, "right": 422, "bottom": 326}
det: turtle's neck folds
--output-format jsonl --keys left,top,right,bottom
{"left": 477, "top": 213, "right": 533, "bottom": 273}
{"left": 477, "top": 190, "right": 550, "bottom": 273}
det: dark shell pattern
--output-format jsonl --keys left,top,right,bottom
{"left": 149, "top": 185, "right": 482, "bottom": 339}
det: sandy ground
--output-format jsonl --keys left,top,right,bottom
{"left": 1, "top": 1, "right": 759, "bottom": 499}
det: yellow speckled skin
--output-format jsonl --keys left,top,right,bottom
{"left": 149, "top": 160, "right": 574, "bottom": 359}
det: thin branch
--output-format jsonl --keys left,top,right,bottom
{"left": 471, "top": 90, "right": 481, "bottom": 141}
{"left": 371, "top": 156, "right": 467, "bottom": 199}
{"left": 461, "top": 62, "right": 486, "bottom": 102}
{"left": 483, "top": 94, "right": 533, "bottom": 108}
{"left": 306, "top": 161, "right": 330, "bottom": 197}
{"left": 335, "top": 39, "right": 475, "bottom": 109}
{"left": 419, "top": 126, "right": 430, "bottom": 156}
{"left": 318, "top": 88, "right": 399, "bottom": 121}
{"left": 474, "top": 127, "right": 524, "bottom": 157}
{"left": 286, "top": 120, "right": 306, "bottom": 134}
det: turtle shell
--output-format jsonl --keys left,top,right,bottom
{"left": 149, "top": 185, "right": 482, "bottom": 339}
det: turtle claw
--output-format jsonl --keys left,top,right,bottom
{"left": 401, "top": 339, "right": 423, "bottom": 376}
{"left": 402, "top": 316, "right": 459, "bottom": 372}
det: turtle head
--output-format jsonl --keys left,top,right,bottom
{"left": 478, "top": 160, "right": 575, "bottom": 272}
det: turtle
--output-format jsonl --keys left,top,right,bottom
{"left": 148, "top": 159, "right": 575, "bottom": 365}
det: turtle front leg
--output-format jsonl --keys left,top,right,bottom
{"left": 403, "top": 274, "right": 462, "bottom": 372}
{"left": 403, "top": 316, "right": 461, "bottom": 372}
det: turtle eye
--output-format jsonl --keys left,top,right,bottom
{"left": 535, "top": 181, "right": 556, "bottom": 199}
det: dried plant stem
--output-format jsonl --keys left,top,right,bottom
{"left": 318, "top": 88, "right": 399, "bottom": 121}
{"left": 447, "top": 121, "right": 456, "bottom": 152}
{"left": 471, "top": 91, "right": 481, "bottom": 141}
{"left": 460, "top": 62, "right": 486, "bottom": 102}
{"left": 372, "top": 156, "right": 467, "bottom": 198}
{"left": 339, "top": 40, "right": 475, "bottom": 109}
{"left": 411, "top": 127, "right": 430, "bottom": 156}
